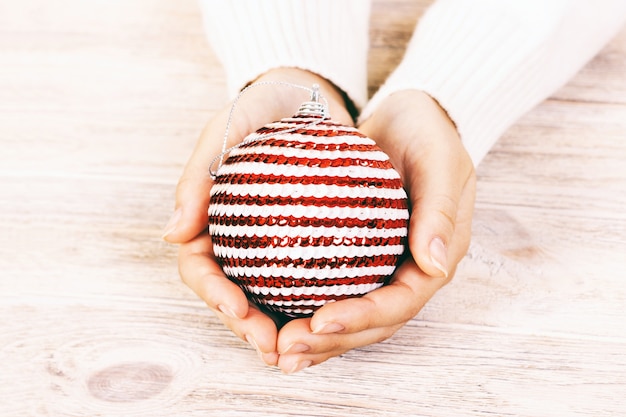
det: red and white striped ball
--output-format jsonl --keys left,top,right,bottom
{"left": 208, "top": 114, "right": 409, "bottom": 319}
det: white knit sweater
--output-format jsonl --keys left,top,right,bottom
{"left": 200, "top": 0, "right": 626, "bottom": 166}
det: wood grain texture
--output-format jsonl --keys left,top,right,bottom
{"left": 1, "top": 1, "right": 625, "bottom": 416}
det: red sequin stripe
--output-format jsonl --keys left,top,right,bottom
{"left": 219, "top": 254, "right": 400, "bottom": 270}
{"left": 224, "top": 152, "right": 393, "bottom": 169}
{"left": 211, "top": 213, "right": 408, "bottom": 229}
{"left": 237, "top": 138, "right": 375, "bottom": 152}
{"left": 255, "top": 291, "right": 373, "bottom": 304}
{"left": 237, "top": 274, "right": 388, "bottom": 289}
{"left": 210, "top": 193, "right": 409, "bottom": 210}
{"left": 211, "top": 234, "right": 406, "bottom": 249}
{"left": 214, "top": 173, "right": 403, "bottom": 189}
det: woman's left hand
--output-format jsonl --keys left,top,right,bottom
{"left": 276, "top": 90, "right": 476, "bottom": 374}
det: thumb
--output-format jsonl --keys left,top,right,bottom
{"left": 161, "top": 165, "right": 213, "bottom": 243}
{"left": 162, "top": 116, "right": 226, "bottom": 243}
{"left": 407, "top": 142, "right": 468, "bottom": 279}
{"left": 410, "top": 189, "right": 458, "bottom": 279}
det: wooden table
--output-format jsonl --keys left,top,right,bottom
{"left": 1, "top": 1, "right": 625, "bottom": 415}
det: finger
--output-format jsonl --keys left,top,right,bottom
{"left": 278, "top": 316, "right": 402, "bottom": 355}
{"left": 216, "top": 304, "right": 279, "bottom": 366}
{"left": 178, "top": 233, "right": 279, "bottom": 365}
{"left": 163, "top": 116, "right": 227, "bottom": 243}
{"left": 405, "top": 131, "right": 473, "bottom": 279}
{"left": 307, "top": 258, "right": 444, "bottom": 335}
{"left": 178, "top": 232, "right": 249, "bottom": 320}
{"left": 274, "top": 260, "right": 438, "bottom": 374}
{"left": 277, "top": 321, "right": 402, "bottom": 374}
{"left": 448, "top": 172, "right": 476, "bottom": 265}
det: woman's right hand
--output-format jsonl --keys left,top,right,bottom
{"left": 162, "top": 67, "right": 354, "bottom": 367}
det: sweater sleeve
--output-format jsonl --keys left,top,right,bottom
{"left": 199, "top": 0, "right": 371, "bottom": 110}
{"left": 360, "top": 0, "right": 626, "bottom": 166}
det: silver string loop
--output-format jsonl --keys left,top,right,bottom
{"left": 208, "top": 82, "right": 329, "bottom": 180}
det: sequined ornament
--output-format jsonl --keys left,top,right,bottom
{"left": 208, "top": 84, "right": 409, "bottom": 319}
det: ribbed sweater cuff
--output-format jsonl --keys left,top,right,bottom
{"left": 360, "top": 0, "right": 626, "bottom": 166}
{"left": 200, "top": 0, "right": 370, "bottom": 110}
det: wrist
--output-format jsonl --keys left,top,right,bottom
{"left": 368, "top": 90, "right": 459, "bottom": 141}
{"left": 359, "top": 89, "right": 472, "bottom": 182}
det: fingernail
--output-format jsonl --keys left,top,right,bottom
{"left": 161, "top": 208, "right": 182, "bottom": 239}
{"left": 245, "top": 335, "right": 263, "bottom": 360}
{"left": 429, "top": 237, "right": 449, "bottom": 277}
{"left": 287, "top": 360, "right": 312, "bottom": 375}
{"left": 312, "top": 322, "right": 344, "bottom": 335}
{"left": 218, "top": 304, "right": 239, "bottom": 319}
{"left": 280, "top": 343, "right": 310, "bottom": 355}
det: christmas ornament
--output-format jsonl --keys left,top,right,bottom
{"left": 208, "top": 83, "right": 409, "bottom": 319}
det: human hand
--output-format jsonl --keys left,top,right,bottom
{"left": 162, "top": 67, "right": 354, "bottom": 366}
{"left": 275, "top": 90, "right": 476, "bottom": 373}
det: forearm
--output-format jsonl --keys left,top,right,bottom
{"left": 360, "top": 0, "right": 626, "bottom": 166}
{"left": 199, "top": 0, "right": 371, "bottom": 111}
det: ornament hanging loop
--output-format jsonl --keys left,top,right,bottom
{"left": 208, "top": 82, "right": 329, "bottom": 180}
